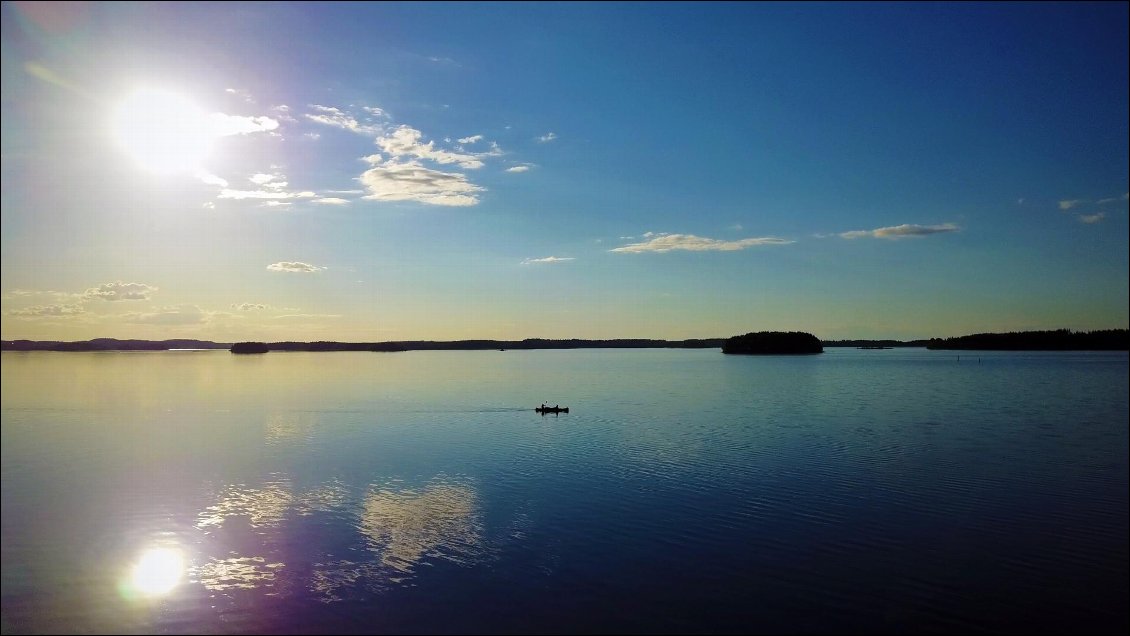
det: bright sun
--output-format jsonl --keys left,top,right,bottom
{"left": 111, "top": 89, "right": 215, "bottom": 174}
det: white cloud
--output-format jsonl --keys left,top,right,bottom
{"left": 359, "top": 159, "right": 484, "bottom": 207}
{"left": 458, "top": 134, "right": 483, "bottom": 144}
{"left": 7, "top": 303, "right": 85, "bottom": 317}
{"left": 312, "top": 197, "right": 350, "bottom": 205}
{"left": 838, "top": 223, "right": 960, "bottom": 240}
{"left": 505, "top": 164, "right": 532, "bottom": 173}
{"left": 1079, "top": 212, "right": 1105, "bottom": 224}
{"left": 328, "top": 189, "right": 364, "bottom": 194}
{"left": 1097, "top": 193, "right": 1129, "bottom": 205}
{"left": 218, "top": 189, "right": 316, "bottom": 200}
{"left": 1058, "top": 199, "right": 1083, "bottom": 210}
{"left": 304, "top": 105, "right": 382, "bottom": 136}
{"left": 209, "top": 113, "right": 279, "bottom": 136}
{"left": 537, "top": 132, "right": 558, "bottom": 143}
{"left": 83, "top": 281, "right": 157, "bottom": 301}
{"left": 362, "top": 106, "right": 387, "bottom": 118}
{"left": 232, "top": 303, "right": 269, "bottom": 311}
{"left": 521, "top": 256, "right": 575, "bottom": 265}
{"left": 262, "top": 201, "right": 292, "bottom": 208}
{"left": 198, "top": 172, "right": 228, "bottom": 187}
{"left": 122, "top": 304, "right": 210, "bottom": 325}
{"left": 304, "top": 132, "right": 321, "bottom": 140}
{"left": 273, "top": 314, "right": 342, "bottom": 320}
{"left": 267, "top": 261, "right": 323, "bottom": 272}
{"left": 375, "top": 125, "right": 492, "bottom": 169}
{"left": 610, "top": 233, "right": 794, "bottom": 253}
{"left": 249, "top": 173, "right": 279, "bottom": 185}
{"left": 225, "top": 88, "right": 255, "bottom": 103}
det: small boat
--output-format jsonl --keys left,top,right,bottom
{"left": 536, "top": 406, "right": 569, "bottom": 414}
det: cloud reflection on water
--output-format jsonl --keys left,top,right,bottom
{"left": 191, "top": 474, "right": 490, "bottom": 601}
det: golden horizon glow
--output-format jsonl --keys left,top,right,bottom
{"left": 111, "top": 89, "right": 214, "bottom": 174}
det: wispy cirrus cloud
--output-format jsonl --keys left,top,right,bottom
{"left": 838, "top": 223, "right": 959, "bottom": 240}
{"left": 304, "top": 104, "right": 384, "bottom": 136}
{"left": 209, "top": 113, "right": 279, "bottom": 136}
{"left": 537, "top": 132, "right": 557, "bottom": 143}
{"left": 610, "top": 232, "right": 793, "bottom": 253}
{"left": 273, "top": 313, "right": 342, "bottom": 320}
{"left": 232, "top": 303, "right": 269, "bottom": 311}
{"left": 1078, "top": 212, "right": 1106, "bottom": 224}
{"left": 3, "top": 289, "right": 81, "bottom": 301}
{"left": 1058, "top": 199, "right": 1083, "bottom": 211}
{"left": 521, "top": 256, "right": 575, "bottom": 265}
{"left": 359, "top": 159, "right": 484, "bottom": 207}
{"left": 267, "top": 262, "right": 323, "bottom": 273}
{"left": 6, "top": 303, "right": 85, "bottom": 317}
{"left": 83, "top": 281, "right": 157, "bottom": 301}
{"left": 218, "top": 188, "right": 317, "bottom": 200}
{"left": 311, "top": 197, "right": 351, "bottom": 205}
{"left": 457, "top": 134, "right": 483, "bottom": 144}
{"left": 121, "top": 304, "right": 214, "bottom": 325}
{"left": 506, "top": 164, "right": 533, "bottom": 173}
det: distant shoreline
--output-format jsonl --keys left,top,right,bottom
{"left": 2, "top": 329, "right": 1126, "bottom": 352}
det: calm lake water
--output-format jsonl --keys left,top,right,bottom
{"left": 2, "top": 348, "right": 1127, "bottom": 634}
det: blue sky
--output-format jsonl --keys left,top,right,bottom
{"left": 2, "top": 2, "right": 1127, "bottom": 341}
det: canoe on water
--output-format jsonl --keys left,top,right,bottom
{"left": 536, "top": 406, "right": 569, "bottom": 414}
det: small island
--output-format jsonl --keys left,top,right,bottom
{"left": 231, "top": 342, "right": 270, "bottom": 354}
{"left": 722, "top": 331, "right": 824, "bottom": 355}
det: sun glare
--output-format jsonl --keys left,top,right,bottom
{"left": 127, "top": 547, "right": 185, "bottom": 597}
{"left": 111, "top": 89, "right": 214, "bottom": 174}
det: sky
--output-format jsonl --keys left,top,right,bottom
{"left": 1, "top": 1, "right": 1127, "bottom": 342}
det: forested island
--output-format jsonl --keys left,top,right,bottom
{"left": 722, "top": 331, "right": 824, "bottom": 355}
{"left": 926, "top": 329, "right": 1128, "bottom": 351}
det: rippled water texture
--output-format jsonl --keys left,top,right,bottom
{"left": 2, "top": 349, "right": 1127, "bottom": 633}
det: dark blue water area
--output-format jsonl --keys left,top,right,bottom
{"left": 1, "top": 349, "right": 1127, "bottom": 634}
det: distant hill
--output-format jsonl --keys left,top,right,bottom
{"left": 1, "top": 338, "right": 230, "bottom": 351}
{"left": 722, "top": 331, "right": 823, "bottom": 355}
{"left": 2, "top": 338, "right": 726, "bottom": 352}
{"left": 926, "top": 329, "right": 1128, "bottom": 351}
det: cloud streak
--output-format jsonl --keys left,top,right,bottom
{"left": 521, "top": 256, "right": 575, "bottom": 265}
{"left": 267, "top": 262, "right": 323, "bottom": 273}
{"left": 537, "top": 132, "right": 557, "bottom": 143}
{"left": 304, "top": 104, "right": 383, "bottom": 136}
{"left": 7, "top": 303, "right": 85, "bottom": 317}
{"left": 838, "top": 223, "right": 959, "bottom": 240}
{"left": 610, "top": 233, "right": 793, "bottom": 253}
{"left": 83, "top": 281, "right": 157, "bottom": 301}
{"left": 121, "top": 305, "right": 211, "bottom": 325}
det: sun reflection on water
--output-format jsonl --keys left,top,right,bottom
{"left": 123, "top": 547, "right": 185, "bottom": 599}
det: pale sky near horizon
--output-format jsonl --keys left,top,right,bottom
{"left": 2, "top": 2, "right": 1127, "bottom": 342}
